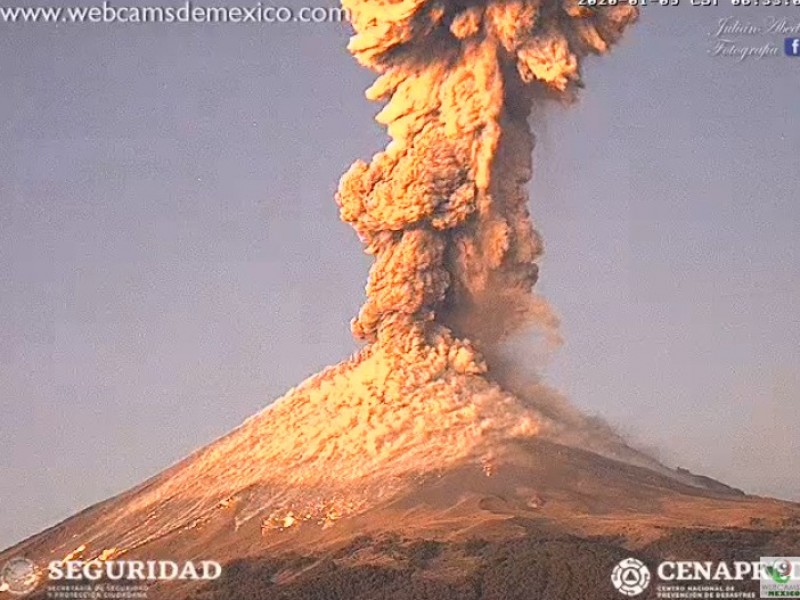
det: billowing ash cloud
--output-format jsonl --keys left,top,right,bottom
{"left": 337, "top": 0, "right": 637, "bottom": 353}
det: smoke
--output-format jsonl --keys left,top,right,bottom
{"left": 337, "top": 0, "right": 638, "bottom": 358}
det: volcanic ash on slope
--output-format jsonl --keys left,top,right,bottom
{"left": 65, "top": 328, "right": 543, "bottom": 554}
{"left": 51, "top": 329, "right": 670, "bottom": 559}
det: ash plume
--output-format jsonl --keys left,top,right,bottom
{"left": 337, "top": 0, "right": 638, "bottom": 357}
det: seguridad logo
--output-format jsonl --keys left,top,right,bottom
{"left": 1, "top": 556, "right": 222, "bottom": 596}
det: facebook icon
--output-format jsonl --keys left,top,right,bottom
{"left": 786, "top": 38, "right": 800, "bottom": 57}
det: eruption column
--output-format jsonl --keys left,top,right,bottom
{"left": 337, "top": 0, "right": 637, "bottom": 367}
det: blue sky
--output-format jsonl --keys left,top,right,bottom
{"left": 1, "top": 6, "right": 798, "bottom": 550}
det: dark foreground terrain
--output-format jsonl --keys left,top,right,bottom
{"left": 191, "top": 526, "right": 799, "bottom": 600}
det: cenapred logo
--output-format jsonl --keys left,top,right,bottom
{"left": 0, "top": 557, "right": 41, "bottom": 595}
{"left": 608, "top": 556, "right": 800, "bottom": 598}
{"left": 611, "top": 557, "right": 652, "bottom": 597}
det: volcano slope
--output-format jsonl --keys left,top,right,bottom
{"left": 3, "top": 349, "right": 799, "bottom": 600}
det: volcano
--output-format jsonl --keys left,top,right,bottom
{"left": 4, "top": 1, "right": 799, "bottom": 598}
{"left": 3, "top": 356, "right": 799, "bottom": 599}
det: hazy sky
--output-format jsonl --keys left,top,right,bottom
{"left": 1, "top": 5, "right": 798, "bottom": 550}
